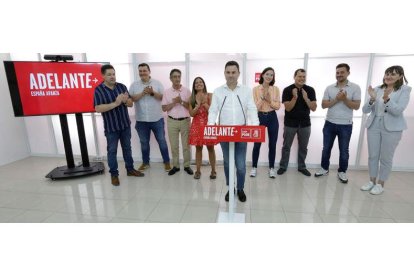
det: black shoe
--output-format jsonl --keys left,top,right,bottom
{"left": 298, "top": 168, "right": 311, "bottom": 176}
{"left": 168, "top": 167, "right": 180, "bottom": 176}
{"left": 277, "top": 168, "right": 286, "bottom": 175}
{"left": 237, "top": 189, "right": 247, "bottom": 202}
{"left": 184, "top": 167, "right": 194, "bottom": 175}
{"left": 225, "top": 188, "right": 236, "bottom": 202}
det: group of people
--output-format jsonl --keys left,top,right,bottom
{"left": 94, "top": 61, "right": 411, "bottom": 202}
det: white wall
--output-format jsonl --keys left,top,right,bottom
{"left": 0, "top": 53, "right": 30, "bottom": 166}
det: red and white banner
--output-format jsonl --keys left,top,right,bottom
{"left": 203, "top": 125, "right": 266, "bottom": 142}
{"left": 10, "top": 62, "right": 103, "bottom": 116}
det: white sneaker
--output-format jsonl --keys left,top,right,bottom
{"left": 314, "top": 168, "right": 329, "bottom": 177}
{"left": 250, "top": 167, "right": 257, "bottom": 177}
{"left": 337, "top": 172, "right": 348, "bottom": 183}
{"left": 370, "top": 184, "right": 384, "bottom": 195}
{"left": 360, "top": 181, "right": 375, "bottom": 191}
{"left": 269, "top": 168, "right": 276, "bottom": 178}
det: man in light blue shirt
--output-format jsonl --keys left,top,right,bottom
{"left": 130, "top": 63, "right": 171, "bottom": 172}
{"left": 314, "top": 63, "right": 361, "bottom": 183}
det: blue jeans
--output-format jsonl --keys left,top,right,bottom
{"left": 220, "top": 142, "right": 247, "bottom": 190}
{"left": 135, "top": 119, "right": 170, "bottom": 164}
{"left": 105, "top": 127, "right": 134, "bottom": 176}
{"left": 320, "top": 121, "right": 352, "bottom": 173}
{"left": 252, "top": 111, "right": 279, "bottom": 168}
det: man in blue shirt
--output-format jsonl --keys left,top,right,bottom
{"left": 94, "top": 64, "right": 144, "bottom": 186}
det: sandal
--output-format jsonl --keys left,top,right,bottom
{"left": 209, "top": 171, "right": 217, "bottom": 179}
{"left": 194, "top": 171, "right": 201, "bottom": 179}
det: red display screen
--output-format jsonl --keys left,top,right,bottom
{"left": 4, "top": 61, "right": 104, "bottom": 116}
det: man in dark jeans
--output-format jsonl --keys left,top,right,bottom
{"left": 129, "top": 63, "right": 171, "bottom": 173}
{"left": 314, "top": 63, "right": 361, "bottom": 183}
{"left": 94, "top": 64, "right": 144, "bottom": 186}
{"left": 278, "top": 69, "right": 317, "bottom": 176}
{"left": 208, "top": 61, "right": 259, "bottom": 202}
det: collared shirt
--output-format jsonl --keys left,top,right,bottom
{"left": 282, "top": 83, "right": 316, "bottom": 127}
{"left": 323, "top": 80, "right": 361, "bottom": 124}
{"left": 208, "top": 83, "right": 259, "bottom": 126}
{"left": 252, "top": 85, "right": 281, "bottom": 112}
{"left": 161, "top": 85, "right": 191, "bottom": 118}
{"left": 93, "top": 82, "right": 131, "bottom": 134}
{"left": 129, "top": 78, "right": 164, "bottom": 122}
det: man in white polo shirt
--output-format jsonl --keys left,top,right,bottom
{"left": 314, "top": 63, "right": 361, "bottom": 183}
{"left": 208, "top": 61, "right": 259, "bottom": 202}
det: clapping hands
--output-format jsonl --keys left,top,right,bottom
{"left": 368, "top": 85, "right": 377, "bottom": 100}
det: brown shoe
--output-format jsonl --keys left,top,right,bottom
{"left": 164, "top": 163, "right": 172, "bottom": 172}
{"left": 210, "top": 171, "right": 217, "bottom": 179}
{"left": 138, "top": 163, "right": 150, "bottom": 171}
{"left": 194, "top": 171, "right": 201, "bottom": 179}
{"left": 127, "top": 169, "right": 145, "bottom": 177}
{"left": 111, "top": 176, "right": 120, "bottom": 186}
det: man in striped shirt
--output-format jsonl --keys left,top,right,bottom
{"left": 94, "top": 64, "right": 144, "bottom": 186}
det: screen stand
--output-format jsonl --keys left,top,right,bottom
{"left": 45, "top": 113, "right": 104, "bottom": 180}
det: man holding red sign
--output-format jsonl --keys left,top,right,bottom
{"left": 208, "top": 61, "right": 259, "bottom": 202}
{"left": 94, "top": 65, "right": 144, "bottom": 186}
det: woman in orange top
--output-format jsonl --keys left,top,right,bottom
{"left": 188, "top": 77, "right": 217, "bottom": 180}
{"left": 250, "top": 67, "right": 281, "bottom": 178}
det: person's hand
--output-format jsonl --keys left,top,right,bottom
{"left": 292, "top": 88, "right": 298, "bottom": 99}
{"left": 336, "top": 89, "right": 347, "bottom": 101}
{"left": 368, "top": 85, "right": 376, "bottom": 100}
{"left": 173, "top": 95, "right": 182, "bottom": 104}
{"left": 263, "top": 89, "right": 271, "bottom": 102}
{"left": 143, "top": 86, "right": 150, "bottom": 95}
{"left": 148, "top": 86, "right": 154, "bottom": 96}
{"left": 115, "top": 94, "right": 124, "bottom": 106}
{"left": 383, "top": 87, "right": 393, "bottom": 101}
{"left": 123, "top": 92, "right": 129, "bottom": 103}
{"left": 302, "top": 89, "right": 309, "bottom": 101}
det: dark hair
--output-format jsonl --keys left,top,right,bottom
{"left": 138, "top": 63, "right": 151, "bottom": 71}
{"left": 294, "top": 68, "right": 306, "bottom": 77}
{"left": 225, "top": 61, "right": 240, "bottom": 72}
{"left": 170, "top": 68, "right": 182, "bottom": 77}
{"left": 101, "top": 64, "right": 114, "bottom": 74}
{"left": 190, "top": 77, "right": 208, "bottom": 108}
{"left": 381, "top": 65, "right": 408, "bottom": 91}
{"left": 259, "top": 67, "right": 275, "bottom": 86}
{"left": 336, "top": 63, "right": 350, "bottom": 72}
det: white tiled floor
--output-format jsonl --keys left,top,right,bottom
{"left": 1, "top": 156, "right": 414, "bottom": 223}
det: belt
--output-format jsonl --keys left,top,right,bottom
{"left": 258, "top": 111, "right": 274, "bottom": 115}
{"left": 168, "top": 116, "right": 189, "bottom": 121}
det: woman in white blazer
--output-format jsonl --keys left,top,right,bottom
{"left": 361, "top": 65, "right": 411, "bottom": 195}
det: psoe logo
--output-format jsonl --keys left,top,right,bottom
{"left": 241, "top": 129, "right": 251, "bottom": 138}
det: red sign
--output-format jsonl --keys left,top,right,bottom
{"left": 255, "top": 73, "right": 261, "bottom": 83}
{"left": 5, "top": 61, "right": 103, "bottom": 116}
{"left": 203, "top": 125, "right": 266, "bottom": 142}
